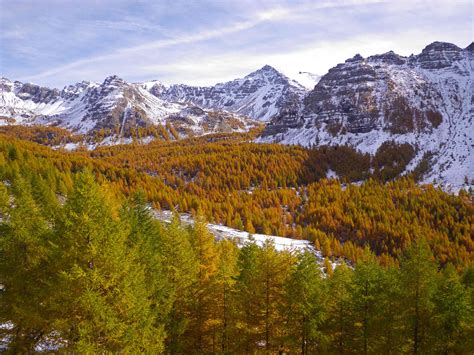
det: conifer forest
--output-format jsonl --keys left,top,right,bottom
{"left": 0, "top": 128, "right": 472, "bottom": 353}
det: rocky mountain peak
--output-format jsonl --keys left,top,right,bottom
{"left": 465, "top": 42, "right": 474, "bottom": 52}
{"left": 368, "top": 50, "right": 406, "bottom": 65}
{"left": 0, "top": 77, "right": 14, "bottom": 92}
{"left": 150, "top": 65, "right": 306, "bottom": 122}
{"left": 415, "top": 41, "right": 463, "bottom": 69}
{"left": 102, "top": 75, "right": 127, "bottom": 87}
{"left": 259, "top": 40, "right": 473, "bottom": 188}
{"left": 245, "top": 65, "right": 288, "bottom": 85}
{"left": 61, "top": 81, "right": 94, "bottom": 100}
{"left": 345, "top": 54, "right": 364, "bottom": 63}
{"left": 421, "top": 41, "right": 462, "bottom": 53}
{"left": 254, "top": 64, "right": 279, "bottom": 75}
{"left": 16, "top": 82, "right": 60, "bottom": 104}
{"left": 139, "top": 80, "right": 167, "bottom": 97}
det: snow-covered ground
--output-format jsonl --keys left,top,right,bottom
{"left": 152, "top": 210, "right": 341, "bottom": 271}
{"left": 153, "top": 210, "right": 311, "bottom": 251}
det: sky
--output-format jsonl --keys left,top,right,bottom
{"left": 0, "top": 0, "right": 472, "bottom": 88}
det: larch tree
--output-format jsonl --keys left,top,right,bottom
{"left": 0, "top": 175, "right": 55, "bottom": 352}
{"left": 233, "top": 238, "right": 262, "bottom": 353}
{"left": 160, "top": 214, "right": 198, "bottom": 354}
{"left": 284, "top": 251, "right": 328, "bottom": 354}
{"left": 123, "top": 193, "right": 173, "bottom": 348}
{"left": 256, "top": 240, "right": 294, "bottom": 353}
{"left": 432, "top": 264, "right": 473, "bottom": 353}
{"left": 377, "top": 266, "right": 405, "bottom": 354}
{"left": 214, "top": 238, "right": 239, "bottom": 353}
{"left": 351, "top": 247, "right": 385, "bottom": 354}
{"left": 51, "top": 172, "right": 160, "bottom": 352}
{"left": 324, "top": 263, "right": 355, "bottom": 354}
{"left": 185, "top": 218, "right": 220, "bottom": 353}
{"left": 399, "top": 238, "right": 438, "bottom": 354}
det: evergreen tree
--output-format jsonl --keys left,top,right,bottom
{"left": 324, "top": 263, "right": 355, "bottom": 354}
{"left": 284, "top": 251, "right": 327, "bottom": 354}
{"left": 399, "top": 239, "right": 437, "bottom": 354}
{"left": 0, "top": 175, "right": 55, "bottom": 352}
{"left": 432, "top": 264, "right": 473, "bottom": 353}
{"left": 51, "top": 172, "right": 160, "bottom": 352}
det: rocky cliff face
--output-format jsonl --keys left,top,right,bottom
{"left": 0, "top": 75, "right": 257, "bottom": 136}
{"left": 155, "top": 65, "right": 307, "bottom": 122}
{"left": 258, "top": 42, "right": 473, "bottom": 188}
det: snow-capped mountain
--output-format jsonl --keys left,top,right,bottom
{"left": 258, "top": 42, "right": 473, "bottom": 188}
{"left": 0, "top": 75, "right": 256, "bottom": 136}
{"left": 152, "top": 65, "right": 307, "bottom": 122}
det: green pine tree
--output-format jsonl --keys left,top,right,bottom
{"left": 51, "top": 172, "right": 160, "bottom": 352}
{"left": 284, "top": 251, "right": 328, "bottom": 354}
{"left": 432, "top": 264, "right": 473, "bottom": 353}
{"left": 0, "top": 175, "right": 55, "bottom": 352}
{"left": 399, "top": 238, "right": 437, "bottom": 354}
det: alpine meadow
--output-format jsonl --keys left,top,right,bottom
{"left": 0, "top": 0, "right": 473, "bottom": 353}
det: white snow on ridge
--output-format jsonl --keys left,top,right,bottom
{"left": 154, "top": 210, "right": 313, "bottom": 252}
{"left": 152, "top": 209, "right": 342, "bottom": 271}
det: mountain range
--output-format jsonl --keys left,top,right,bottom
{"left": 0, "top": 41, "right": 472, "bottom": 188}
{"left": 0, "top": 65, "right": 306, "bottom": 137}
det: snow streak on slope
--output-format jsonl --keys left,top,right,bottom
{"left": 152, "top": 210, "right": 341, "bottom": 270}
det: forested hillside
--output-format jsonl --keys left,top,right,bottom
{"left": 0, "top": 129, "right": 473, "bottom": 352}
{"left": 0, "top": 127, "right": 471, "bottom": 267}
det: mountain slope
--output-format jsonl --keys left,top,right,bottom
{"left": 152, "top": 65, "right": 307, "bottom": 122}
{"left": 258, "top": 42, "right": 473, "bottom": 188}
{"left": 0, "top": 75, "right": 256, "bottom": 136}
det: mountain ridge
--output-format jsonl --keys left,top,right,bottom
{"left": 258, "top": 41, "right": 473, "bottom": 188}
{"left": 0, "top": 64, "right": 304, "bottom": 136}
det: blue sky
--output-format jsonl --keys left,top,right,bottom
{"left": 0, "top": 0, "right": 472, "bottom": 88}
